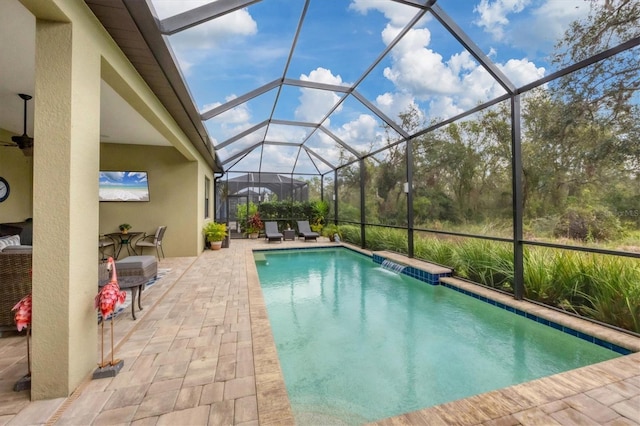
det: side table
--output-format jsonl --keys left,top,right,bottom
{"left": 283, "top": 229, "right": 296, "bottom": 241}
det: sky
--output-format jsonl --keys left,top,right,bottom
{"left": 148, "top": 0, "right": 600, "bottom": 175}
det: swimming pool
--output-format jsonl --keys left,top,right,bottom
{"left": 255, "top": 247, "right": 620, "bottom": 424}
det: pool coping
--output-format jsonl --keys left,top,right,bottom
{"left": 367, "top": 249, "right": 639, "bottom": 354}
{"left": 247, "top": 242, "right": 640, "bottom": 425}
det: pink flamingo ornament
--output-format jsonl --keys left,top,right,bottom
{"left": 95, "top": 257, "right": 126, "bottom": 368}
{"left": 12, "top": 293, "right": 33, "bottom": 376}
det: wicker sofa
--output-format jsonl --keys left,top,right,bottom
{"left": 0, "top": 250, "right": 32, "bottom": 330}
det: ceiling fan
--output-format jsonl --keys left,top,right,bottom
{"left": 1, "top": 93, "right": 34, "bottom": 156}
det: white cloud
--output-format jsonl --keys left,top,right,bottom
{"left": 204, "top": 95, "right": 252, "bottom": 125}
{"left": 214, "top": 105, "right": 252, "bottom": 125}
{"left": 295, "top": 68, "right": 347, "bottom": 122}
{"left": 349, "top": 0, "right": 419, "bottom": 28}
{"left": 448, "top": 51, "right": 477, "bottom": 76}
{"left": 265, "top": 124, "right": 310, "bottom": 143}
{"left": 428, "top": 96, "right": 465, "bottom": 121}
{"left": 151, "top": 0, "right": 258, "bottom": 73}
{"left": 383, "top": 28, "right": 462, "bottom": 99}
{"left": 374, "top": 12, "right": 546, "bottom": 124}
{"left": 498, "top": 58, "right": 546, "bottom": 87}
{"left": 527, "top": 0, "right": 590, "bottom": 43}
{"left": 473, "top": 0, "right": 530, "bottom": 41}
{"left": 375, "top": 92, "right": 424, "bottom": 126}
{"left": 260, "top": 144, "right": 297, "bottom": 171}
{"left": 333, "top": 114, "right": 382, "bottom": 154}
{"left": 168, "top": 10, "right": 257, "bottom": 50}
{"left": 474, "top": 0, "right": 590, "bottom": 55}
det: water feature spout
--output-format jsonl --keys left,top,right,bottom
{"left": 381, "top": 259, "right": 407, "bottom": 274}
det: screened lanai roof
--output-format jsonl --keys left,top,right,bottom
{"left": 226, "top": 172, "right": 307, "bottom": 196}
{"left": 100, "top": 0, "right": 639, "bottom": 176}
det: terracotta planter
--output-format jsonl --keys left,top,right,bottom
{"left": 209, "top": 241, "right": 223, "bottom": 250}
{"left": 249, "top": 232, "right": 259, "bottom": 239}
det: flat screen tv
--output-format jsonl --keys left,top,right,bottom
{"left": 99, "top": 171, "right": 150, "bottom": 202}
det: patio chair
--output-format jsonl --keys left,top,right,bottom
{"left": 135, "top": 225, "right": 166, "bottom": 258}
{"left": 99, "top": 234, "right": 116, "bottom": 260}
{"left": 296, "top": 220, "right": 319, "bottom": 241}
{"left": 264, "top": 221, "right": 283, "bottom": 243}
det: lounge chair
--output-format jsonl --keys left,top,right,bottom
{"left": 264, "top": 221, "right": 283, "bottom": 243}
{"left": 296, "top": 220, "right": 319, "bottom": 241}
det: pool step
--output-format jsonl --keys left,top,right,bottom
{"left": 254, "top": 253, "right": 267, "bottom": 264}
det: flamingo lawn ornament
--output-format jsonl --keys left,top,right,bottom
{"left": 95, "top": 257, "right": 126, "bottom": 371}
{"left": 12, "top": 292, "right": 32, "bottom": 391}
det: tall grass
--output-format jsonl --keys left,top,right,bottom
{"left": 450, "top": 239, "right": 514, "bottom": 291}
{"left": 339, "top": 224, "right": 640, "bottom": 333}
{"left": 364, "top": 226, "right": 408, "bottom": 254}
{"left": 577, "top": 256, "right": 640, "bottom": 333}
{"left": 414, "top": 237, "right": 454, "bottom": 266}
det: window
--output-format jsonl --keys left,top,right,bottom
{"left": 204, "top": 176, "right": 210, "bottom": 218}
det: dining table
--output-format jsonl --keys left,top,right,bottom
{"left": 105, "top": 232, "right": 142, "bottom": 259}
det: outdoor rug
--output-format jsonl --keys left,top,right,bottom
{"left": 98, "top": 268, "right": 170, "bottom": 322}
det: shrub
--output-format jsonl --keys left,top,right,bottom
{"left": 553, "top": 205, "right": 622, "bottom": 241}
{"left": 340, "top": 224, "right": 361, "bottom": 246}
{"left": 245, "top": 212, "right": 264, "bottom": 234}
{"left": 322, "top": 224, "right": 342, "bottom": 241}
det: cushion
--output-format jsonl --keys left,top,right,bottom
{"left": 1, "top": 245, "right": 32, "bottom": 253}
{"left": 115, "top": 255, "right": 158, "bottom": 280}
{"left": 0, "top": 234, "right": 21, "bottom": 251}
{"left": 116, "top": 255, "right": 157, "bottom": 270}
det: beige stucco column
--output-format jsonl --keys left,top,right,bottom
{"left": 30, "top": 18, "right": 101, "bottom": 399}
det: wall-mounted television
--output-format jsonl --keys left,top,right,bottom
{"left": 99, "top": 171, "right": 150, "bottom": 202}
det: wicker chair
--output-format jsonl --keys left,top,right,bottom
{"left": 0, "top": 251, "right": 32, "bottom": 329}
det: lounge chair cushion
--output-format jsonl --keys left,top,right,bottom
{"left": 265, "top": 222, "right": 283, "bottom": 242}
{"left": 296, "top": 221, "right": 319, "bottom": 241}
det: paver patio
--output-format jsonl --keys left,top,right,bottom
{"left": 0, "top": 238, "right": 638, "bottom": 425}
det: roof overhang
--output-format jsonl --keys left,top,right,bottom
{"left": 85, "top": 0, "right": 223, "bottom": 172}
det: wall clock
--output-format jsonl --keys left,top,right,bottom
{"left": 0, "top": 177, "right": 10, "bottom": 203}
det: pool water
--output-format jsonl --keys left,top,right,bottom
{"left": 255, "top": 248, "right": 619, "bottom": 424}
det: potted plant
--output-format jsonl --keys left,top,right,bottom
{"left": 118, "top": 223, "right": 132, "bottom": 234}
{"left": 202, "top": 221, "right": 227, "bottom": 250}
{"left": 245, "top": 212, "right": 263, "bottom": 239}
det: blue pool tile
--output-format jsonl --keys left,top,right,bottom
{"left": 564, "top": 327, "right": 579, "bottom": 336}
{"left": 549, "top": 322, "right": 563, "bottom": 331}
{"left": 577, "top": 331, "right": 594, "bottom": 343}
{"left": 613, "top": 345, "right": 632, "bottom": 355}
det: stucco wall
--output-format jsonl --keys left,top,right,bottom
{"left": 13, "top": 0, "right": 215, "bottom": 399}
{"left": 100, "top": 143, "right": 203, "bottom": 256}
{"left": 0, "top": 149, "right": 33, "bottom": 224}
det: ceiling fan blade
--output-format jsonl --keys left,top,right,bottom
{"left": 11, "top": 134, "right": 34, "bottom": 149}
